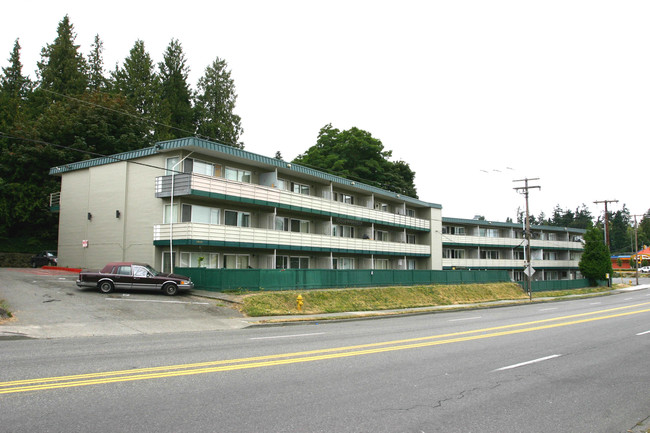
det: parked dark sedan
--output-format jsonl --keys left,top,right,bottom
{"left": 30, "top": 251, "right": 57, "bottom": 268}
{"left": 76, "top": 262, "right": 194, "bottom": 296}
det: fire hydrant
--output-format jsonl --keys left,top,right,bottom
{"left": 296, "top": 294, "right": 304, "bottom": 312}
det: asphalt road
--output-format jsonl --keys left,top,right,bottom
{"left": 1, "top": 270, "right": 649, "bottom": 432}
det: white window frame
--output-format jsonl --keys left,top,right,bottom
{"left": 223, "top": 254, "right": 249, "bottom": 269}
{"left": 225, "top": 167, "right": 251, "bottom": 183}
{"left": 163, "top": 204, "right": 179, "bottom": 223}
{"left": 333, "top": 225, "right": 355, "bottom": 238}
{"left": 225, "top": 210, "right": 251, "bottom": 227}
{"left": 181, "top": 204, "right": 220, "bottom": 224}
{"left": 180, "top": 252, "right": 219, "bottom": 268}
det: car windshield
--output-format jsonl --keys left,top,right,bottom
{"left": 143, "top": 264, "right": 160, "bottom": 276}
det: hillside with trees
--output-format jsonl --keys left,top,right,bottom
{"left": 0, "top": 15, "right": 244, "bottom": 251}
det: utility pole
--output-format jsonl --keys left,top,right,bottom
{"left": 514, "top": 178, "right": 541, "bottom": 301}
{"left": 630, "top": 213, "right": 648, "bottom": 286}
{"left": 593, "top": 199, "right": 618, "bottom": 249}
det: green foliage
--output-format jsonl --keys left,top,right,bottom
{"left": 87, "top": 34, "right": 108, "bottom": 91}
{"left": 156, "top": 39, "right": 194, "bottom": 140}
{"left": 195, "top": 57, "right": 244, "bottom": 148}
{"left": 36, "top": 15, "right": 88, "bottom": 97}
{"left": 579, "top": 227, "right": 613, "bottom": 285}
{"left": 294, "top": 124, "right": 418, "bottom": 198}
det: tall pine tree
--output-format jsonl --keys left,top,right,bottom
{"left": 195, "top": 57, "right": 244, "bottom": 148}
{"left": 156, "top": 39, "right": 194, "bottom": 140}
{"left": 36, "top": 15, "right": 87, "bottom": 97}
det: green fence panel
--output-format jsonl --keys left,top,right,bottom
{"left": 177, "top": 268, "right": 516, "bottom": 292}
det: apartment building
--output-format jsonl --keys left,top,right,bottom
{"left": 441, "top": 217, "right": 585, "bottom": 281}
{"left": 50, "top": 137, "right": 442, "bottom": 272}
{"left": 50, "top": 137, "right": 584, "bottom": 282}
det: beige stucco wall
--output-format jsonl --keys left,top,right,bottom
{"left": 57, "top": 154, "right": 166, "bottom": 269}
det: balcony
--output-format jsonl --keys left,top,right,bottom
{"left": 155, "top": 174, "right": 431, "bottom": 231}
{"left": 442, "top": 234, "right": 583, "bottom": 251}
{"left": 443, "top": 258, "right": 580, "bottom": 269}
{"left": 153, "top": 223, "right": 431, "bottom": 257}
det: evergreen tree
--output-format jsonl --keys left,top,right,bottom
{"left": 608, "top": 205, "right": 630, "bottom": 253}
{"left": 579, "top": 227, "right": 613, "bottom": 285}
{"left": 36, "top": 15, "right": 88, "bottom": 97}
{"left": 87, "top": 34, "right": 108, "bottom": 91}
{"left": 638, "top": 210, "right": 650, "bottom": 247}
{"left": 112, "top": 40, "right": 158, "bottom": 144}
{"left": 195, "top": 57, "right": 244, "bottom": 148}
{"left": 156, "top": 39, "right": 194, "bottom": 140}
{"left": 0, "top": 38, "right": 31, "bottom": 128}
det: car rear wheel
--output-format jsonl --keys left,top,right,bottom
{"left": 99, "top": 281, "right": 114, "bottom": 294}
{"left": 162, "top": 283, "right": 178, "bottom": 296}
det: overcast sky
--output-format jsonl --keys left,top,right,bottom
{"left": 3, "top": 1, "right": 649, "bottom": 223}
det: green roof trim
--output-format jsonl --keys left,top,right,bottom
{"left": 442, "top": 217, "right": 587, "bottom": 234}
{"left": 49, "top": 136, "right": 442, "bottom": 209}
{"left": 153, "top": 239, "right": 430, "bottom": 257}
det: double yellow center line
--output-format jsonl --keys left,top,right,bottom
{"left": 2, "top": 302, "right": 649, "bottom": 395}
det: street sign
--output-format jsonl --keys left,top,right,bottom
{"left": 524, "top": 265, "right": 536, "bottom": 277}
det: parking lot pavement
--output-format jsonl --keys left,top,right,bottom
{"left": 0, "top": 268, "right": 249, "bottom": 339}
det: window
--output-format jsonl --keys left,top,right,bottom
{"left": 163, "top": 204, "right": 178, "bottom": 223}
{"left": 181, "top": 204, "right": 219, "bottom": 224}
{"left": 225, "top": 167, "right": 251, "bottom": 183}
{"left": 407, "top": 259, "right": 416, "bottom": 270}
{"left": 276, "top": 256, "right": 310, "bottom": 269}
{"left": 116, "top": 265, "right": 132, "bottom": 275}
{"left": 333, "top": 192, "right": 354, "bottom": 204}
{"left": 291, "top": 182, "right": 310, "bottom": 195}
{"left": 442, "top": 226, "right": 466, "bottom": 235}
{"left": 514, "top": 250, "right": 525, "bottom": 260}
{"left": 480, "top": 250, "right": 500, "bottom": 259}
{"left": 276, "top": 217, "right": 310, "bottom": 233}
{"left": 333, "top": 258, "right": 354, "bottom": 269}
{"left": 333, "top": 225, "right": 355, "bottom": 238}
{"left": 374, "top": 230, "right": 388, "bottom": 241}
{"left": 166, "top": 157, "right": 180, "bottom": 175}
{"left": 406, "top": 234, "right": 416, "bottom": 244}
{"left": 180, "top": 252, "right": 218, "bottom": 268}
{"left": 225, "top": 210, "right": 250, "bottom": 227}
{"left": 375, "top": 202, "right": 389, "bottom": 212}
{"left": 443, "top": 249, "right": 465, "bottom": 259}
{"left": 406, "top": 208, "right": 416, "bottom": 217}
{"left": 479, "top": 228, "right": 499, "bottom": 238}
{"left": 375, "top": 259, "right": 389, "bottom": 269}
{"left": 513, "top": 271, "right": 525, "bottom": 282}
{"left": 224, "top": 254, "right": 249, "bottom": 269}
{"left": 182, "top": 158, "right": 216, "bottom": 176}
{"left": 543, "top": 251, "right": 558, "bottom": 260}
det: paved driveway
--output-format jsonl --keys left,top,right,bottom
{"left": 0, "top": 268, "right": 248, "bottom": 339}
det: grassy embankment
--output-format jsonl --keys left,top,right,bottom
{"left": 240, "top": 282, "right": 613, "bottom": 317}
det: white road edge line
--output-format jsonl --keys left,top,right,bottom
{"left": 250, "top": 332, "right": 326, "bottom": 340}
{"left": 494, "top": 354, "right": 562, "bottom": 372}
{"left": 449, "top": 316, "right": 482, "bottom": 322}
{"left": 636, "top": 330, "right": 650, "bottom": 336}
{"left": 105, "top": 298, "right": 209, "bottom": 305}
{"left": 539, "top": 308, "right": 558, "bottom": 311}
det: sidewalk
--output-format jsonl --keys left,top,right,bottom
{"left": 192, "top": 284, "right": 650, "bottom": 327}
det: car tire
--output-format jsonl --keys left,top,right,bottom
{"left": 162, "top": 283, "right": 178, "bottom": 296}
{"left": 99, "top": 281, "right": 114, "bottom": 294}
